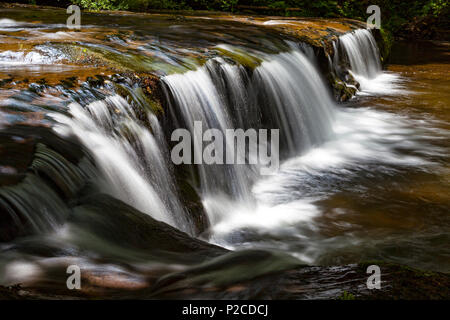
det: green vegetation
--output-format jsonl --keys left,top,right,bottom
{"left": 338, "top": 291, "right": 356, "bottom": 300}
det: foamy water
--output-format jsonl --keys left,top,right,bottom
{"left": 0, "top": 46, "right": 67, "bottom": 65}
{"left": 206, "top": 31, "right": 445, "bottom": 262}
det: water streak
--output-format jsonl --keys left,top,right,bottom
{"left": 51, "top": 94, "right": 191, "bottom": 233}
{"left": 338, "top": 29, "right": 382, "bottom": 79}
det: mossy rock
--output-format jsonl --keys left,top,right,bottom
{"left": 371, "top": 28, "right": 393, "bottom": 66}
{"left": 71, "top": 192, "right": 224, "bottom": 260}
{"left": 214, "top": 46, "right": 262, "bottom": 70}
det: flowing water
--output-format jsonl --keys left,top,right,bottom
{"left": 203, "top": 33, "right": 450, "bottom": 272}
{"left": 0, "top": 7, "right": 448, "bottom": 294}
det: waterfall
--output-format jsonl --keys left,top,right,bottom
{"left": 51, "top": 94, "right": 192, "bottom": 234}
{"left": 338, "top": 29, "right": 406, "bottom": 96}
{"left": 162, "top": 58, "right": 256, "bottom": 202}
{"left": 162, "top": 44, "right": 336, "bottom": 226}
{"left": 338, "top": 29, "right": 382, "bottom": 79}
{"left": 0, "top": 30, "right": 381, "bottom": 243}
{"left": 254, "top": 48, "right": 335, "bottom": 154}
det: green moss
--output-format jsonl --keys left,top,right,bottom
{"left": 379, "top": 27, "right": 393, "bottom": 63}
{"left": 214, "top": 46, "right": 262, "bottom": 70}
{"left": 338, "top": 291, "right": 356, "bottom": 300}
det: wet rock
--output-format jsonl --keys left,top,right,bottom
{"left": 71, "top": 192, "right": 225, "bottom": 260}
{"left": 2, "top": 257, "right": 448, "bottom": 300}
{"left": 328, "top": 72, "right": 358, "bottom": 102}
{"left": 371, "top": 28, "right": 393, "bottom": 66}
{"left": 175, "top": 167, "right": 210, "bottom": 237}
{"left": 148, "top": 259, "right": 450, "bottom": 299}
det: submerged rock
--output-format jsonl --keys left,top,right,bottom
{"left": 1, "top": 256, "right": 448, "bottom": 300}
{"left": 71, "top": 192, "right": 224, "bottom": 259}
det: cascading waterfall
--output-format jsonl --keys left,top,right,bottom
{"left": 162, "top": 58, "right": 257, "bottom": 202}
{"left": 0, "top": 29, "right": 385, "bottom": 244}
{"left": 51, "top": 94, "right": 192, "bottom": 234}
{"left": 162, "top": 43, "right": 336, "bottom": 231}
{"left": 1, "top": 0, "right": 449, "bottom": 294}
{"left": 253, "top": 48, "right": 335, "bottom": 154}
{"left": 161, "top": 30, "right": 432, "bottom": 259}
{"left": 338, "top": 29, "right": 382, "bottom": 79}
{"left": 337, "top": 28, "right": 405, "bottom": 95}
{"left": 1, "top": 28, "right": 389, "bottom": 248}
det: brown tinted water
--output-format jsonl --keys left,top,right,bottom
{"left": 0, "top": 6, "right": 448, "bottom": 295}
{"left": 312, "top": 41, "right": 450, "bottom": 271}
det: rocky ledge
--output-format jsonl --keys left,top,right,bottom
{"left": 0, "top": 2, "right": 391, "bottom": 102}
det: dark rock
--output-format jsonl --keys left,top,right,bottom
{"left": 148, "top": 259, "right": 450, "bottom": 300}
{"left": 3, "top": 257, "right": 448, "bottom": 300}
{"left": 71, "top": 192, "right": 225, "bottom": 261}
{"left": 176, "top": 169, "right": 210, "bottom": 237}
{"left": 0, "top": 125, "right": 87, "bottom": 242}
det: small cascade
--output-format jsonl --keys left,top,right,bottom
{"left": 254, "top": 48, "right": 335, "bottom": 154}
{"left": 338, "top": 29, "right": 382, "bottom": 79}
{"left": 337, "top": 29, "right": 405, "bottom": 96}
{"left": 0, "top": 10, "right": 448, "bottom": 285}
{"left": 162, "top": 58, "right": 257, "bottom": 202}
{"left": 162, "top": 44, "right": 336, "bottom": 226}
{"left": 0, "top": 46, "right": 66, "bottom": 65}
{"left": 51, "top": 94, "right": 192, "bottom": 234}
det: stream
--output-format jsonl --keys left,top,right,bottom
{"left": 0, "top": 6, "right": 448, "bottom": 296}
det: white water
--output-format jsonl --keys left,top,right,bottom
{"left": 37, "top": 28, "right": 439, "bottom": 264}
{"left": 338, "top": 29, "right": 408, "bottom": 95}
{"left": 162, "top": 45, "right": 338, "bottom": 236}
{"left": 161, "top": 31, "right": 444, "bottom": 263}
{"left": 0, "top": 46, "right": 67, "bottom": 65}
{"left": 354, "top": 72, "right": 409, "bottom": 96}
{"left": 208, "top": 104, "right": 442, "bottom": 256}
{"left": 163, "top": 58, "right": 257, "bottom": 202}
{"left": 0, "top": 18, "right": 29, "bottom": 31}
{"left": 339, "top": 29, "right": 381, "bottom": 79}
{"left": 51, "top": 95, "right": 191, "bottom": 233}
{"left": 254, "top": 48, "right": 335, "bottom": 154}
{"left": 163, "top": 45, "right": 335, "bottom": 198}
